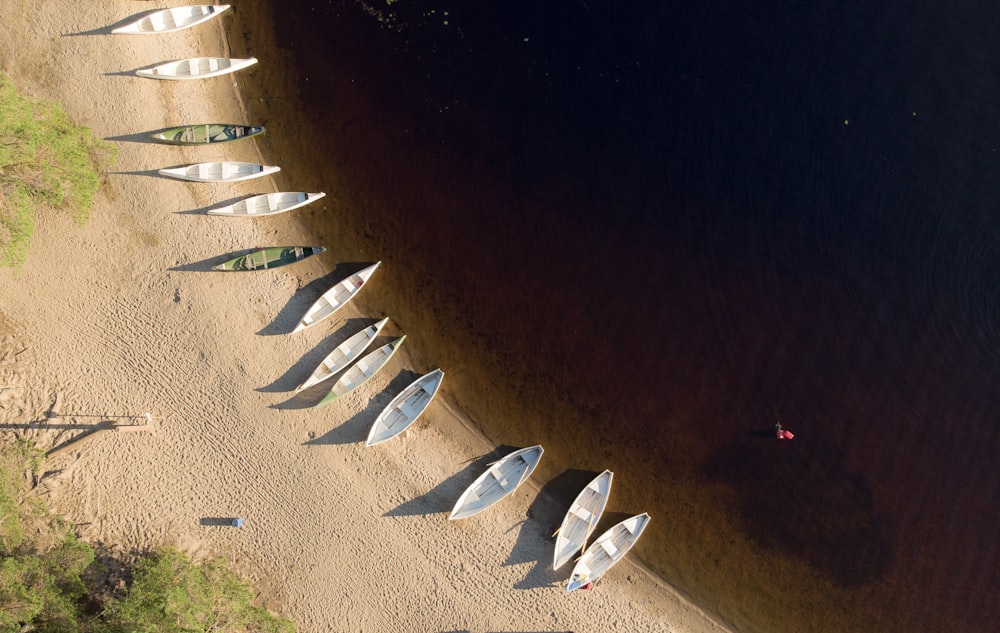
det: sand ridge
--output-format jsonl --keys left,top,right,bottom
{"left": 0, "top": 2, "right": 729, "bottom": 631}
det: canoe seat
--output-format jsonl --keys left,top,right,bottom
{"left": 398, "top": 401, "right": 420, "bottom": 419}
{"left": 600, "top": 540, "right": 620, "bottom": 558}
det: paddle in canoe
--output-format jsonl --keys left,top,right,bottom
{"left": 213, "top": 247, "right": 326, "bottom": 271}
{"left": 150, "top": 124, "right": 265, "bottom": 145}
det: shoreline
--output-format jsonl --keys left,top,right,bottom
{"left": 0, "top": 3, "right": 731, "bottom": 632}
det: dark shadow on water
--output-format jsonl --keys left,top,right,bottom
{"left": 508, "top": 468, "right": 601, "bottom": 590}
{"left": 593, "top": 510, "right": 634, "bottom": 535}
{"left": 257, "top": 262, "right": 376, "bottom": 336}
{"left": 257, "top": 317, "right": 373, "bottom": 393}
{"left": 384, "top": 445, "right": 517, "bottom": 517}
{"left": 701, "top": 435, "right": 895, "bottom": 587}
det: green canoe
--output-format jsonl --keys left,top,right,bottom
{"left": 213, "top": 246, "right": 326, "bottom": 271}
{"left": 150, "top": 124, "right": 265, "bottom": 145}
{"left": 314, "top": 336, "right": 406, "bottom": 409}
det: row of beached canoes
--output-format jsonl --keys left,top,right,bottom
{"left": 117, "top": 5, "right": 422, "bottom": 421}
{"left": 452, "top": 447, "right": 651, "bottom": 591}
{"left": 113, "top": 3, "right": 649, "bottom": 593}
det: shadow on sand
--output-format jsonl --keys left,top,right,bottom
{"left": 271, "top": 335, "right": 404, "bottom": 410}
{"left": 257, "top": 317, "right": 374, "bottom": 393}
{"left": 167, "top": 250, "right": 247, "bottom": 273}
{"left": 383, "top": 445, "right": 518, "bottom": 518}
{"left": 507, "top": 468, "right": 606, "bottom": 590}
{"left": 257, "top": 262, "right": 377, "bottom": 336}
{"left": 63, "top": 10, "right": 160, "bottom": 37}
{"left": 104, "top": 131, "right": 165, "bottom": 145}
{"left": 199, "top": 517, "right": 242, "bottom": 527}
{"left": 108, "top": 168, "right": 166, "bottom": 180}
{"left": 177, "top": 195, "right": 253, "bottom": 215}
{"left": 296, "top": 369, "right": 418, "bottom": 437}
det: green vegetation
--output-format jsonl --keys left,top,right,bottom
{"left": 0, "top": 439, "right": 293, "bottom": 632}
{"left": 0, "top": 71, "right": 115, "bottom": 268}
{"left": 103, "top": 548, "right": 293, "bottom": 633}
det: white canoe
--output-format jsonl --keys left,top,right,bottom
{"left": 565, "top": 512, "right": 651, "bottom": 592}
{"left": 553, "top": 470, "right": 614, "bottom": 570}
{"left": 449, "top": 445, "right": 543, "bottom": 520}
{"left": 295, "top": 317, "right": 389, "bottom": 393}
{"left": 136, "top": 57, "right": 257, "bottom": 80}
{"left": 207, "top": 192, "right": 326, "bottom": 216}
{"left": 159, "top": 162, "right": 279, "bottom": 183}
{"left": 293, "top": 262, "right": 381, "bottom": 333}
{"left": 113, "top": 5, "right": 231, "bottom": 34}
{"left": 366, "top": 369, "right": 444, "bottom": 446}
{"left": 313, "top": 335, "right": 406, "bottom": 408}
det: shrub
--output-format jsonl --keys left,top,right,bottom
{"left": 103, "top": 547, "right": 293, "bottom": 633}
{"left": 0, "top": 440, "right": 293, "bottom": 632}
{"left": 0, "top": 71, "right": 116, "bottom": 267}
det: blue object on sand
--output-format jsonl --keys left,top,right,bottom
{"left": 232, "top": 518, "right": 243, "bottom": 528}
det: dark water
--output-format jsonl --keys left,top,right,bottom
{"left": 234, "top": 1, "right": 999, "bottom": 631}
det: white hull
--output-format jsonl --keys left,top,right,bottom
{"left": 159, "top": 162, "right": 279, "bottom": 183}
{"left": 293, "top": 262, "right": 381, "bottom": 333}
{"left": 136, "top": 57, "right": 257, "bottom": 80}
{"left": 366, "top": 369, "right": 444, "bottom": 446}
{"left": 314, "top": 336, "right": 406, "bottom": 407}
{"left": 553, "top": 470, "right": 613, "bottom": 570}
{"left": 113, "top": 5, "right": 231, "bottom": 34}
{"left": 449, "top": 445, "right": 543, "bottom": 520}
{"left": 566, "top": 513, "right": 650, "bottom": 592}
{"left": 207, "top": 192, "right": 326, "bottom": 216}
{"left": 295, "top": 317, "right": 389, "bottom": 393}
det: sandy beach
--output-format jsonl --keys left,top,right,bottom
{"left": 0, "top": 2, "right": 731, "bottom": 631}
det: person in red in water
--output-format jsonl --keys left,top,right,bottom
{"left": 775, "top": 421, "right": 795, "bottom": 440}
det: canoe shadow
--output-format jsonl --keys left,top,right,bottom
{"left": 268, "top": 335, "right": 407, "bottom": 406}
{"left": 167, "top": 250, "right": 251, "bottom": 273}
{"left": 257, "top": 262, "right": 379, "bottom": 336}
{"left": 508, "top": 468, "right": 603, "bottom": 590}
{"left": 105, "top": 60, "right": 189, "bottom": 78}
{"left": 104, "top": 131, "right": 164, "bottom": 145}
{"left": 63, "top": 11, "right": 161, "bottom": 36}
{"left": 102, "top": 68, "right": 154, "bottom": 78}
{"left": 199, "top": 516, "right": 242, "bottom": 527}
{"left": 294, "top": 369, "right": 417, "bottom": 432}
{"left": 257, "top": 317, "right": 373, "bottom": 393}
{"left": 108, "top": 169, "right": 168, "bottom": 180}
{"left": 384, "top": 445, "right": 517, "bottom": 518}
{"left": 178, "top": 195, "right": 250, "bottom": 216}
